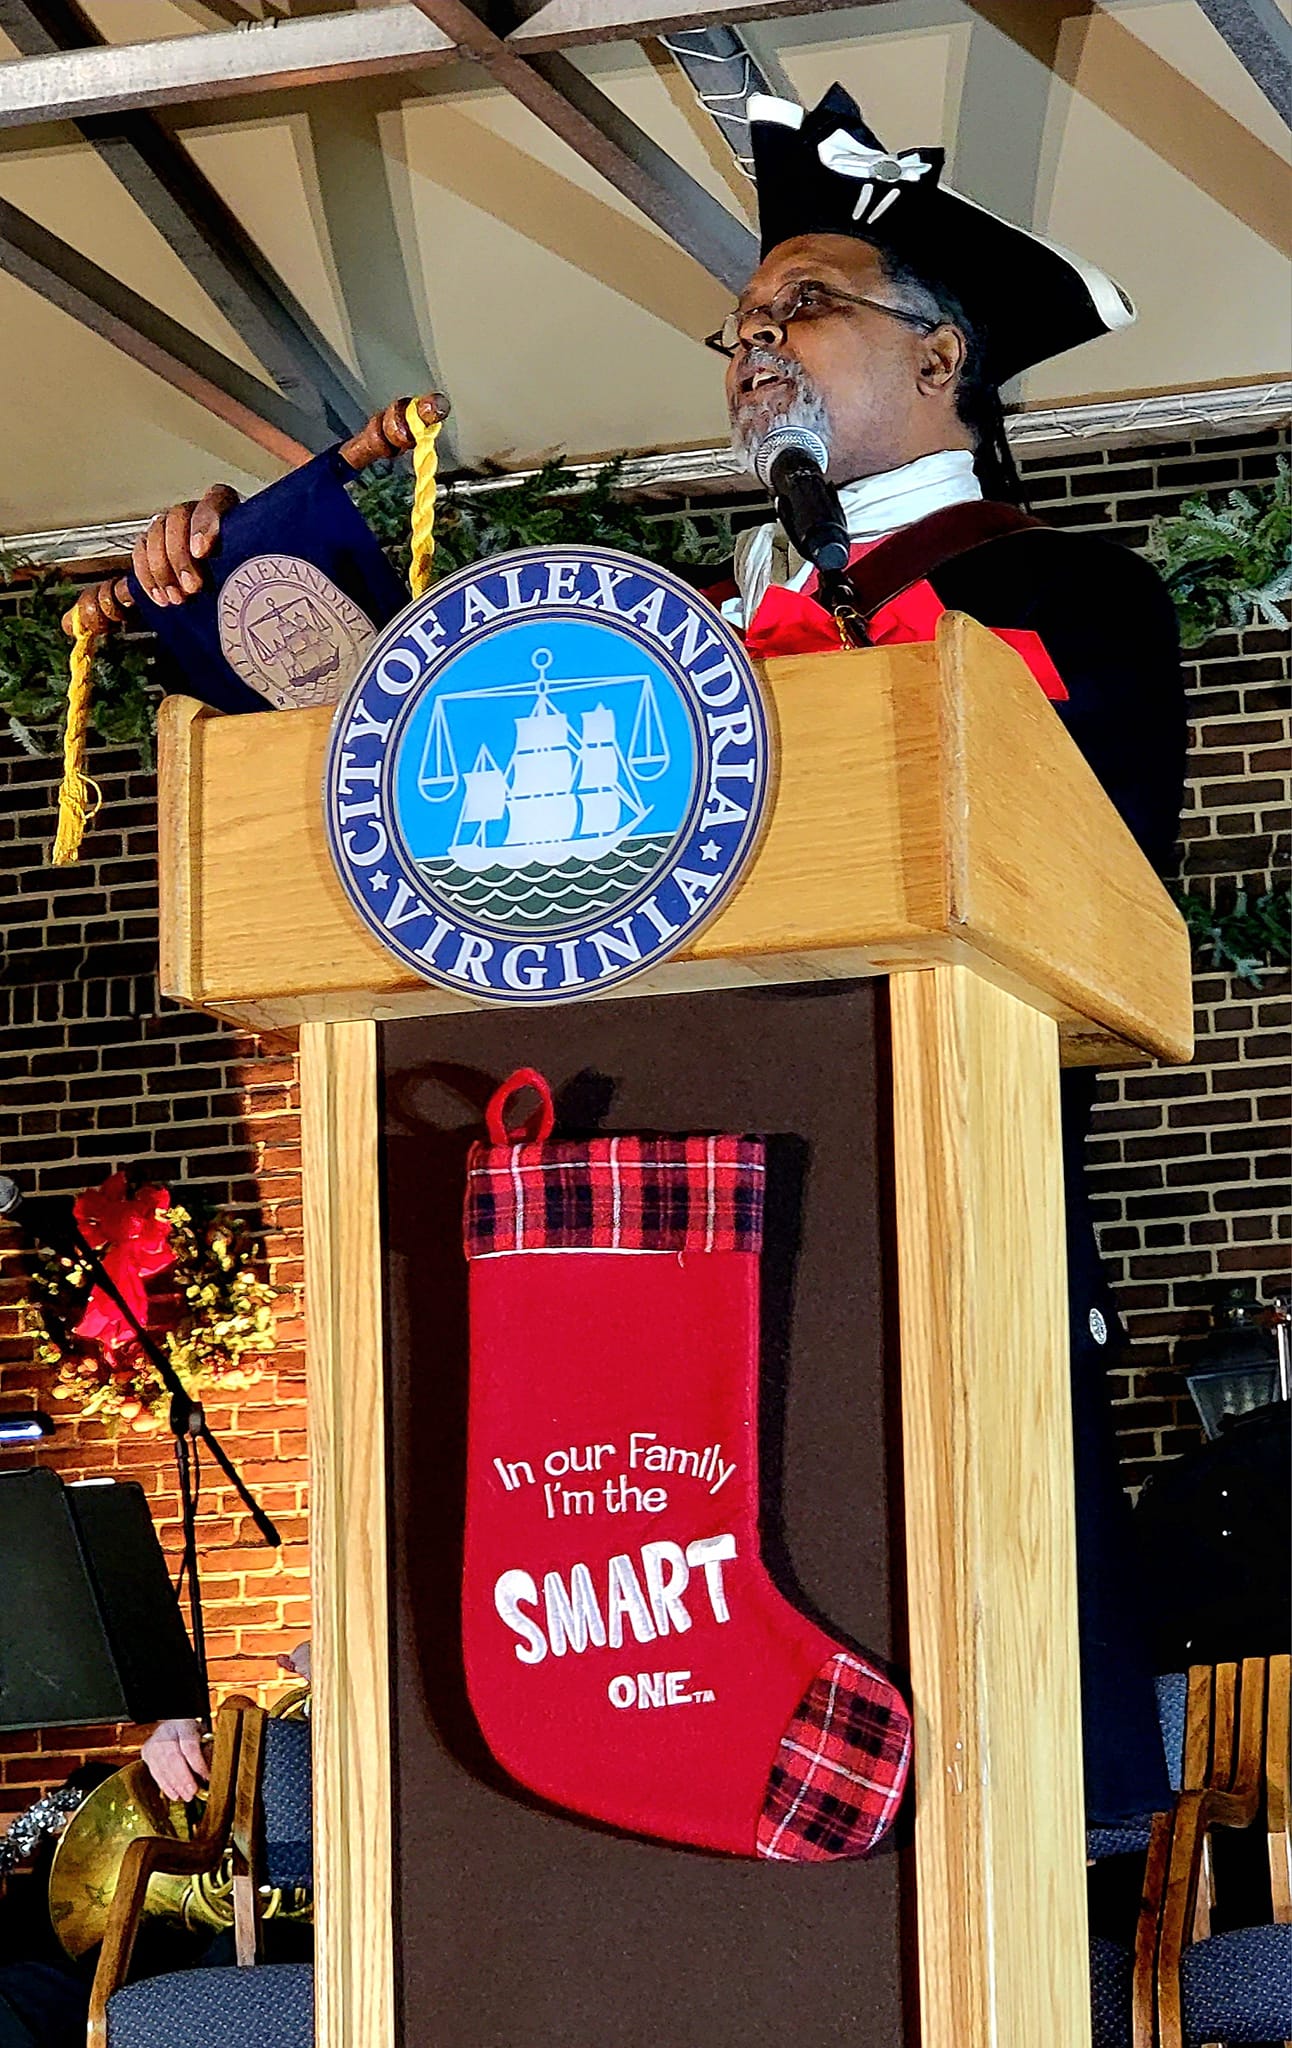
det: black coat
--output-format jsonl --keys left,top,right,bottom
{"left": 705, "top": 521, "right": 1187, "bottom": 1822}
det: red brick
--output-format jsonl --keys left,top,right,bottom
{"left": 1188, "top": 1219, "right": 1230, "bottom": 1245}
{"left": 1218, "top": 1244, "right": 1292, "bottom": 1272}
{"left": 204, "top": 1601, "right": 282, "bottom": 1630}
{"left": 1244, "top": 1032, "right": 1292, "bottom": 1061}
{"left": 1232, "top": 1215, "right": 1277, "bottom": 1242}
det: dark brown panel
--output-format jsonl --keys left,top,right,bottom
{"left": 381, "top": 982, "right": 914, "bottom": 2047}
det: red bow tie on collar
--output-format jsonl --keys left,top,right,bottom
{"left": 741, "top": 555, "right": 1067, "bottom": 702}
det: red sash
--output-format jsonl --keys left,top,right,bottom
{"left": 737, "top": 501, "right": 1069, "bottom": 703}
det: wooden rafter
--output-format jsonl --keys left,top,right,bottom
{"left": 408, "top": 0, "right": 756, "bottom": 289}
{"left": 0, "top": 192, "right": 318, "bottom": 463}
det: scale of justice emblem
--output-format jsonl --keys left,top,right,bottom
{"left": 324, "top": 546, "right": 771, "bottom": 1004}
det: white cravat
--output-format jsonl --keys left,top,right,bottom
{"left": 731, "top": 447, "right": 982, "bottom": 626}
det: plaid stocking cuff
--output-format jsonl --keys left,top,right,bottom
{"left": 464, "top": 1133, "right": 765, "bottom": 1258}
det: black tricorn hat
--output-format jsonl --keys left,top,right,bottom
{"left": 749, "top": 83, "right": 1134, "bottom": 386}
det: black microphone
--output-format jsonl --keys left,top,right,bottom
{"left": 754, "top": 424, "right": 851, "bottom": 575}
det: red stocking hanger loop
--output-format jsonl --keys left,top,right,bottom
{"left": 485, "top": 1068, "right": 556, "bottom": 1146}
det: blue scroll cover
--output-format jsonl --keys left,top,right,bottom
{"left": 127, "top": 447, "right": 410, "bottom": 715}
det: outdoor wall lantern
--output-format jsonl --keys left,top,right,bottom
{"left": 1184, "top": 1285, "right": 1287, "bottom": 1440}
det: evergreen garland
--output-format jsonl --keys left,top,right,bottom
{"left": 1144, "top": 458, "right": 1291, "bottom": 649}
{"left": 348, "top": 455, "right": 733, "bottom": 583}
{"left": 0, "top": 561, "right": 156, "bottom": 760}
{"left": 1173, "top": 883, "right": 1291, "bottom": 987}
{"left": 0, "top": 463, "right": 732, "bottom": 760}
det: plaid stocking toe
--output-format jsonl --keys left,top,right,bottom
{"left": 758, "top": 1652, "right": 912, "bottom": 1861}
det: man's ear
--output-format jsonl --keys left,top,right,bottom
{"left": 916, "top": 323, "right": 967, "bottom": 396}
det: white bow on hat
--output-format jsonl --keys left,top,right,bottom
{"left": 816, "top": 130, "right": 934, "bottom": 225}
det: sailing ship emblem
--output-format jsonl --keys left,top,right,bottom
{"left": 416, "top": 649, "right": 669, "bottom": 879}
{"left": 219, "top": 554, "right": 376, "bottom": 710}
{"left": 325, "top": 545, "right": 769, "bottom": 1005}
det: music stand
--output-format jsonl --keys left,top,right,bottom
{"left": 0, "top": 1467, "right": 204, "bottom": 1732}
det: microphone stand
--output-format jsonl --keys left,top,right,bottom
{"left": 46, "top": 1211, "right": 281, "bottom": 1725}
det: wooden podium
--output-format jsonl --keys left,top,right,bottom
{"left": 158, "top": 612, "right": 1192, "bottom": 2048}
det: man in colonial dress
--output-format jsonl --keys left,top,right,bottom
{"left": 690, "top": 86, "right": 1186, "bottom": 1832}
{"left": 130, "top": 83, "right": 1184, "bottom": 1829}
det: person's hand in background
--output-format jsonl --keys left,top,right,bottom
{"left": 277, "top": 1641, "right": 311, "bottom": 1684}
{"left": 140, "top": 1717, "right": 208, "bottom": 1801}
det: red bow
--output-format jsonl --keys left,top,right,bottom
{"left": 742, "top": 575, "right": 1068, "bottom": 700}
{"left": 73, "top": 1172, "right": 175, "bottom": 1355}
{"left": 742, "top": 575, "right": 952, "bottom": 658}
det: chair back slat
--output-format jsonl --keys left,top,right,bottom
{"left": 1268, "top": 1653, "right": 1291, "bottom": 1926}
{"left": 1210, "top": 1663, "right": 1236, "bottom": 1787}
{"left": 1232, "top": 1656, "right": 1267, "bottom": 1804}
{"left": 1183, "top": 1667, "right": 1212, "bottom": 1791}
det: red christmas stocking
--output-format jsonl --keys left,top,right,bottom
{"left": 461, "top": 1068, "right": 912, "bottom": 1861}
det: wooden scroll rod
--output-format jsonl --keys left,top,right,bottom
{"left": 61, "top": 391, "right": 451, "bottom": 642}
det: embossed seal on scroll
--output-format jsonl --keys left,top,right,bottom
{"left": 218, "top": 554, "right": 377, "bottom": 710}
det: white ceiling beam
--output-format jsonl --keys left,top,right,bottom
{"left": 0, "top": 2, "right": 876, "bottom": 129}
{"left": 506, "top": 0, "right": 867, "bottom": 51}
{"left": 0, "top": 6, "right": 456, "bottom": 127}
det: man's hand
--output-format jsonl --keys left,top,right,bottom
{"left": 62, "top": 480, "right": 240, "bottom": 637}
{"left": 131, "top": 484, "right": 242, "bottom": 608}
{"left": 140, "top": 1717, "right": 209, "bottom": 1802}
{"left": 277, "top": 1640, "right": 311, "bottom": 1684}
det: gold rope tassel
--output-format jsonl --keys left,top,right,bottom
{"left": 406, "top": 399, "right": 442, "bottom": 600}
{"left": 52, "top": 618, "right": 103, "bottom": 866}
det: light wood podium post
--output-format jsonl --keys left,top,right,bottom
{"left": 158, "top": 612, "right": 1193, "bottom": 2048}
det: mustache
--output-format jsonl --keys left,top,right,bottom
{"left": 728, "top": 347, "right": 831, "bottom": 470}
{"left": 730, "top": 345, "right": 814, "bottom": 406}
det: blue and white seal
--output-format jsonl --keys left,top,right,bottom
{"left": 323, "top": 546, "right": 771, "bottom": 1003}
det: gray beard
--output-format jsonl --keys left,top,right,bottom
{"left": 729, "top": 349, "right": 833, "bottom": 473}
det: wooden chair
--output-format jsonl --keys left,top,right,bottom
{"left": 1148, "top": 1656, "right": 1291, "bottom": 2048}
{"left": 1088, "top": 1673, "right": 1188, "bottom": 2048}
{"left": 1268, "top": 1652, "right": 1291, "bottom": 1931}
{"left": 88, "top": 1702, "right": 314, "bottom": 2048}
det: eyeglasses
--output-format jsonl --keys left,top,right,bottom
{"left": 704, "top": 279, "right": 937, "bottom": 357}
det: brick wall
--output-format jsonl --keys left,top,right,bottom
{"left": 0, "top": 422, "right": 1287, "bottom": 1824}
{"left": 1011, "top": 428, "right": 1290, "bottom": 1492}
{"left": 0, "top": 731, "right": 308, "bottom": 1826}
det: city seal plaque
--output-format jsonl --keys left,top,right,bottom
{"left": 323, "top": 546, "right": 771, "bottom": 1003}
